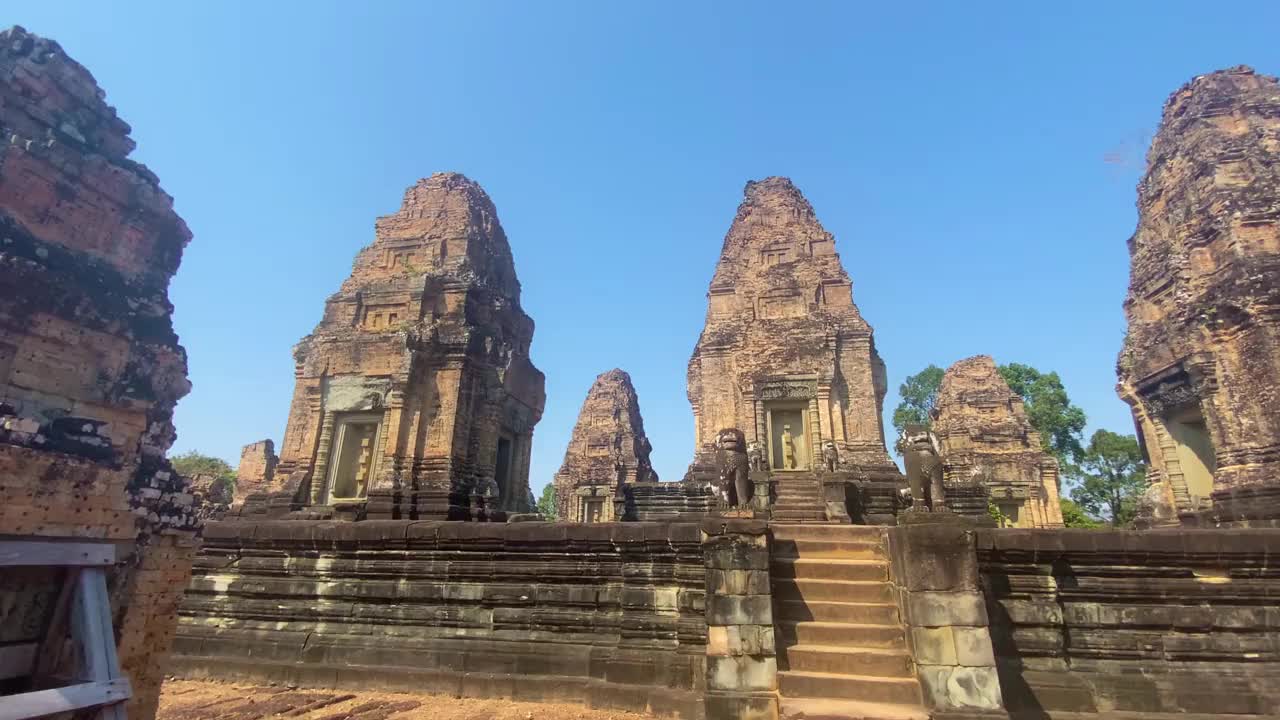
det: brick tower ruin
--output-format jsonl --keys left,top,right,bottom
{"left": 552, "top": 368, "right": 658, "bottom": 522}
{"left": 1118, "top": 67, "right": 1280, "bottom": 527}
{"left": 932, "top": 356, "right": 1064, "bottom": 527}
{"left": 0, "top": 26, "right": 202, "bottom": 719}
{"left": 686, "top": 177, "right": 903, "bottom": 522}
{"left": 256, "top": 173, "right": 546, "bottom": 520}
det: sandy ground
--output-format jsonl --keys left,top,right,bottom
{"left": 157, "top": 679, "right": 658, "bottom": 720}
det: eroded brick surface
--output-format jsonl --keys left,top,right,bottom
{"left": 552, "top": 369, "right": 658, "bottom": 522}
{"left": 1117, "top": 66, "right": 1280, "bottom": 525}
{"left": 241, "top": 173, "right": 545, "bottom": 521}
{"left": 932, "top": 355, "right": 1063, "bottom": 527}
{"left": 0, "top": 24, "right": 201, "bottom": 720}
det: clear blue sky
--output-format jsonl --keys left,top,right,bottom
{"left": 17, "top": 3, "right": 1279, "bottom": 496}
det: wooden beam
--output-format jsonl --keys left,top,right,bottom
{"left": 0, "top": 542, "right": 115, "bottom": 567}
{"left": 0, "top": 678, "right": 131, "bottom": 720}
{"left": 0, "top": 643, "right": 37, "bottom": 681}
{"left": 73, "top": 569, "right": 126, "bottom": 720}
{"left": 31, "top": 567, "right": 80, "bottom": 685}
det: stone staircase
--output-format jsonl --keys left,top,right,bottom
{"left": 771, "top": 524, "right": 926, "bottom": 720}
{"left": 771, "top": 473, "right": 828, "bottom": 522}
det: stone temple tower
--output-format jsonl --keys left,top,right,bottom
{"left": 686, "top": 177, "right": 902, "bottom": 520}
{"left": 932, "top": 356, "right": 1064, "bottom": 528}
{"left": 552, "top": 369, "right": 659, "bottom": 523}
{"left": 1118, "top": 67, "right": 1280, "bottom": 527}
{"left": 258, "top": 173, "right": 546, "bottom": 520}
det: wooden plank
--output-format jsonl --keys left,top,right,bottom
{"left": 73, "top": 569, "right": 126, "bottom": 720}
{"left": 0, "top": 542, "right": 115, "bottom": 567}
{"left": 31, "top": 567, "right": 80, "bottom": 685}
{"left": 0, "top": 642, "right": 37, "bottom": 681}
{"left": 72, "top": 570, "right": 112, "bottom": 683}
{"left": 0, "top": 678, "right": 131, "bottom": 720}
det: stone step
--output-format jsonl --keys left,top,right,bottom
{"left": 771, "top": 524, "right": 885, "bottom": 541}
{"left": 782, "top": 645, "right": 914, "bottom": 678}
{"left": 773, "top": 579, "right": 893, "bottom": 604}
{"left": 779, "top": 671, "right": 923, "bottom": 705}
{"left": 774, "top": 600, "right": 900, "bottom": 625}
{"left": 776, "top": 621, "right": 905, "bottom": 648}
{"left": 780, "top": 697, "right": 928, "bottom": 720}
{"left": 768, "top": 507, "right": 829, "bottom": 517}
{"left": 772, "top": 539, "right": 887, "bottom": 560}
{"left": 775, "top": 489, "right": 822, "bottom": 498}
{"left": 772, "top": 558, "right": 888, "bottom": 582}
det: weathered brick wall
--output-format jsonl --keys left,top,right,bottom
{"left": 174, "top": 521, "right": 710, "bottom": 716}
{"left": 978, "top": 529, "right": 1280, "bottom": 717}
{"left": 0, "top": 25, "right": 200, "bottom": 720}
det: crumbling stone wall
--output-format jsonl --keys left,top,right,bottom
{"left": 553, "top": 369, "right": 658, "bottom": 522}
{"left": 1118, "top": 66, "right": 1280, "bottom": 524}
{"left": 260, "top": 173, "right": 546, "bottom": 521}
{"left": 886, "top": 524, "right": 1003, "bottom": 714}
{"left": 702, "top": 520, "right": 777, "bottom": 720}
{"left": 175, "top": 520, "right": 709, "bottom": 716}
{"left": 234, "top": 439, "right": 277, "bottom": 502}
{"left": 979, "top": 529, "right": 1280, "bottom": 716}
{"left": 933, "top": 356, "right": 1063, "bottom": 528}
{"left": 0, "top": 25, "right": 201, "bottom": 719}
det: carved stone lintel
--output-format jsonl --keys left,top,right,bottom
{"left": 757, "top": 380, "right": 817, "bottom": 400}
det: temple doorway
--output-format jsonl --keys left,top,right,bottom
{"left": 328, "top": 413, "right": 381, "bottom": 501}
{"left": 495, "top": 434, "right": 515, "bottom": 502}
{"left": 766, "top": 404, "right": 809, "bottom": 471}
{"left": 1165, "top": 406, "right": 1216, "bottom": 501}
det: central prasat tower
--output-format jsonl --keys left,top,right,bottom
{"left": 686, "top": 177, "right": 902, "bottom": 520}
{"left": 257, "top": 173, "right": 546, "bottom": 521}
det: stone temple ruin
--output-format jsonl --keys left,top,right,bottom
{"left": 1119, "top": 66, "right": 1280, "bottom": 529}
{"left": 682, "top": 177, "right": 906, "bottom": 523}
{"left": 239, "top": 173, "right": 546, "bottom": 522}
{"left": 4, "top": 23, "right": 1280, "bottom": 720}
{"left": 552, "top": 368, "right": 659, "bottom": 523}
{"left": 232, "top": 439, "right": 277, "bottom": 503}
{"left": 931, "top": 356, "right": 1064, "bottom": 528}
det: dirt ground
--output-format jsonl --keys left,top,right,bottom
{"left": 157, "top": 679, "right": 658, "bottom": 720}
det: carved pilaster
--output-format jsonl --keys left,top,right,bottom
{"left": 309, "top": 411, "right": 337, "bottom": 505}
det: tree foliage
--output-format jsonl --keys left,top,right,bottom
{"left": 890, "top": 362, "right": 1088, "bottom": 477}
{"left": 890, "top": 365, "right": 945, "bottom": 434}
{"left": 1071, "top": 430, "right": 1146, "bottom": 527}
{"left": 170, "top": 450, "right": 237, "bottom": 486}
{"left": 536, "top": 484, "right": 558, "bottom": 520}
{"left": 996, "top": 363, "right": 1088, "bottom": 469}
{"left": 1059, "top": 498, "right": 1102, "bottom": 529}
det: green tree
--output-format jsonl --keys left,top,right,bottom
{"left": 170, "top": 450, "right": 237, "bottom": 486}
{"left": 1059, "top": 498, "right": 1102, "bottom": 529}
{"left": 536, "top": 484, "right": 558, "bottom": 520}
{"left": 890, "top": 365, "right": 945, "bottom": 434}
{"left": 997, "top": 363, "right": 1088, "bottom": 470}
{"left": 1071, "top": 430, "right": 1146, "bottom": 527}
{"left": 890, "top": 362, "right": 1088, "bottom": 477}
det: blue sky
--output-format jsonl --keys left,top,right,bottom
{"left": 16, "top": 2, "right": 1279, "bottom": 495}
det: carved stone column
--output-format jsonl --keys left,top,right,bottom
{"left": 807, "top": 397, "right": 822, "bottom": 469}
{"left": 309, "top": 412, "right": 337, "bottom": 505}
